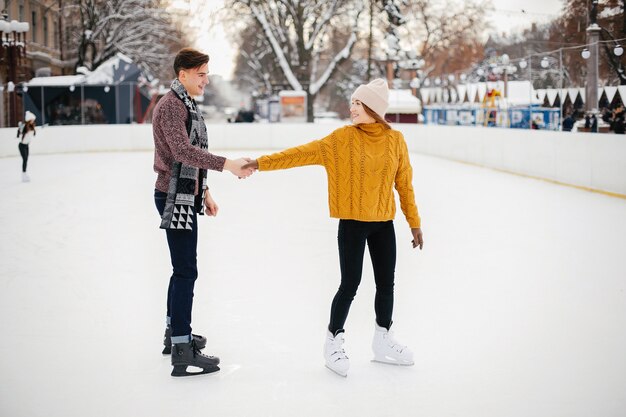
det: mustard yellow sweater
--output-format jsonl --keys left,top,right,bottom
{"left": 258, "top": 123, "right": 421, "bottom": 228}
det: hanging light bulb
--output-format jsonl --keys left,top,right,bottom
{"left": 541, "top": 57, "right": 549, "bottom": 68}
{"left": 581, "top": 48, "right": 591, "bottom": 59}
{"left": 104, "top": 85, "right": 110, "bottom": 93}
{"left": 519, "top": 60, "right": 527, "bottom": 69}
{"left": 614, "top": 45, "right": 624, "bottom": 57}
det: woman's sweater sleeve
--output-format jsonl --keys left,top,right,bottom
{"left": 257, "top": 138, "right": 324, "bottom": 171}
{"left": 394, "top": 133, "right": 421, "bottom": 228}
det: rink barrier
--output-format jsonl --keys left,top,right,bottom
{"left": 1, "top": 123, "right": 625, "bottom": 197}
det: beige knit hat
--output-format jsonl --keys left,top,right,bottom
{"left": 351, "top": 78, "right": 389, "bottom": 119}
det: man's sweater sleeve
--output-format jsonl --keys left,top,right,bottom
{"left": 160, "top": 98, "right": 226, "bottom": 171}
{"left": 394, "top": 132, "right": 421, "bottom": 228}
{"left": 257, "top": 138, "right": 324, "bottom": 171}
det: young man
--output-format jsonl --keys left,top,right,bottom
{"left": 153, "top": 48, "right": 254, "bottom": 377}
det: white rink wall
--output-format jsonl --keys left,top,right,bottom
{"left": 1, "top": 122, "right": 625, "bottom": 195}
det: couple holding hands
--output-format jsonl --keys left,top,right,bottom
{"left": 153, "top": 48, "right": 423, "bottom": 378}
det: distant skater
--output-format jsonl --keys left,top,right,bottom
{"left": 153, "top": 47, "right": 254, "bottom": 377}
{"left": 17, "top": 111, "right": 36, "bottom": 182}
{"left": 243, "top": 79, "right": 424, "bottom": 377}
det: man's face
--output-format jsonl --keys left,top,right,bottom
{"left": 179, "top": 63, "right": 209, "bottom": 97}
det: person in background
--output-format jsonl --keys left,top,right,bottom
{"left": 591, "top": 114, "right": 598, "bottom": 133}
{"left": 16, "top": 111, "right": 36, "bottom": 182}
{"left": 242, "top": 79, "right": 424, "bottom": 377}
{"left": 153, "top": 47, "right": 255, "bottom": 377}
{"left": 562, "top": 113, "right": 574, "bottom": 132}
{"left": 611, "top": 106, "right": 626, "bottom": 135}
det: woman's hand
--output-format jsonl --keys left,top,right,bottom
{"left": 242, "top": 159, "right": 259, "bottom": 170}
{"left": 224, "top": 158, "right": 256, "bottom": 178}
{"left": 204, "top": 192, "right": 219, "bottom": 216}
{"left": 411, "top": 228, "right": 423, "bottom": 249}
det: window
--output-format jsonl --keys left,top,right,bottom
{"left": 31, "top": 11, "right": 37, "bottom": 43}
{"left": 54, "top": 18, "right": 59, "bottom": 49}
{"left": 43, "top": 16, "right": 48, "bottom": 46}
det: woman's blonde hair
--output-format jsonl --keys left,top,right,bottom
{"left": 361, "top": 103, "right": 392, "bottom": 130}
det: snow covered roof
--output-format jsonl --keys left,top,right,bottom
{"left": 26, "top": 53, "right": 145, "bottom": 87}
{"left": 279, "top": 90, "right": 306, "bottom": 97}
{"left": 387, "top": 89, "right": 421, "bottom": 114}
{"left": 27, "top": 75, "right": 86, "bottom": 87}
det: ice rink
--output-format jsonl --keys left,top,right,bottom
{"left": 1, "top": 149, "right": 625, "bottom": 417}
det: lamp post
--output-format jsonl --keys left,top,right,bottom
{"left": 580, "top": 0, "right": 625, "bottom": 132}
{"left": 0, "top": 15, "right": 30, "bottom": 127}
{"left": 585, "top": 2, "right": 602, "bottom": 114}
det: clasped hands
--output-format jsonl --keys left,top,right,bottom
{"left": 223, "top": 158, "right": 258, "bottom": 179}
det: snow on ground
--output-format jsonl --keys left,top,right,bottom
{"left": 0, "top": 149, "right": 625, "bottom": 417}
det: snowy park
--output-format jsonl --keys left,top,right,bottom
{"left": 1, "top": 123, "right": 625, "bottom": 417}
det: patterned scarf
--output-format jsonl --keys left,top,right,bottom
{"left": 159, "top": 79, "right": 209, "bottom": 230}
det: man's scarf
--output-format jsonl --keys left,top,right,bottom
{"left": 159, "top": 79, "right": 208, "bottom": 230}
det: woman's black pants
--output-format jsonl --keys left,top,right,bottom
{"left": 18, "top": 143, "right": 29, "bottom": 172}
{"left": 328, "top": 219, "right": 396, "bottom": 334}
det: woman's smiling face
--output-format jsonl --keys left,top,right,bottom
{"left": 350, "top": 100, "right": 375, "bottom": 125}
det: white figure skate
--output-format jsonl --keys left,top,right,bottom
{"left": 324, "top": 330, "right": 350, "bottom": 377}
{"left": 372, "top": 323, "right": 414, "bottom": 366}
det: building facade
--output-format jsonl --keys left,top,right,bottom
{"left": 1, "top": 0, "right": 73, "bottom": 126}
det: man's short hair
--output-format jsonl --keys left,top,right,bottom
{"left": 173, "top": 48, "right": 210, "bottom": 77}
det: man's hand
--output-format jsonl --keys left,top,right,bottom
{"left": 411, "top": 228, "right": 423, "bottom": 249}
{"left": 204, "top": 192, "right": 219, "bottom": 216}
{"left": 224, "top": 158, "right": 256, "bottom": 178}
{"left": 242, "top": 159, "right": 259, "bottom": 170}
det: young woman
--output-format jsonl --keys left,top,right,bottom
{"left": 243, "top": 78, "right": 424, "bottom": 377}
{"left": 17, "top": 111, "right": 36, "bottom": 182}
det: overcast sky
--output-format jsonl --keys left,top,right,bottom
{"left": 182, "top": 0, "right": 565, "bottom": 80}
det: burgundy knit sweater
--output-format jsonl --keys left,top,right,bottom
{"left": 153, "top": 91, "right": 226, "bottom": 193}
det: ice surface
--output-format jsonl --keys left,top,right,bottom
{"left": 1, "top": 150, "right": 625, "bottom": 417}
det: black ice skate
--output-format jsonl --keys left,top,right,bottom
{"left": 171, "top": 339, "right": 220, "bottom": 377}
{"left": 162, "top": 326, "right": 207, "bottom": 354}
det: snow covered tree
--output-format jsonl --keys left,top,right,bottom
{"left": 63, "top": 0, "right": 184, "bottom": 80}
{"left": 549, "top": 0, "right": 625, "bottom": 85}
{"left": 226, "top": 0, "right": 364, "bottom": 121}
{"left": 399, "top": 0, "right": 490, "bottom": 79}
{"left": 231, "top": 20, "right": 283, "bottom": 96}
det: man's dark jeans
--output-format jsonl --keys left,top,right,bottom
{"left": 154, "top": 190, "right": 198, "bottom": 338}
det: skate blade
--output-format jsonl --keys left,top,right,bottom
{"left": 171, "top": 365, "right": 220, "bottom": 377}
{"left": 325, "top": 364, "right": 348, "bottom": 377}
{"left": 371, "top": 358, "right": 414, "bottom": 366}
